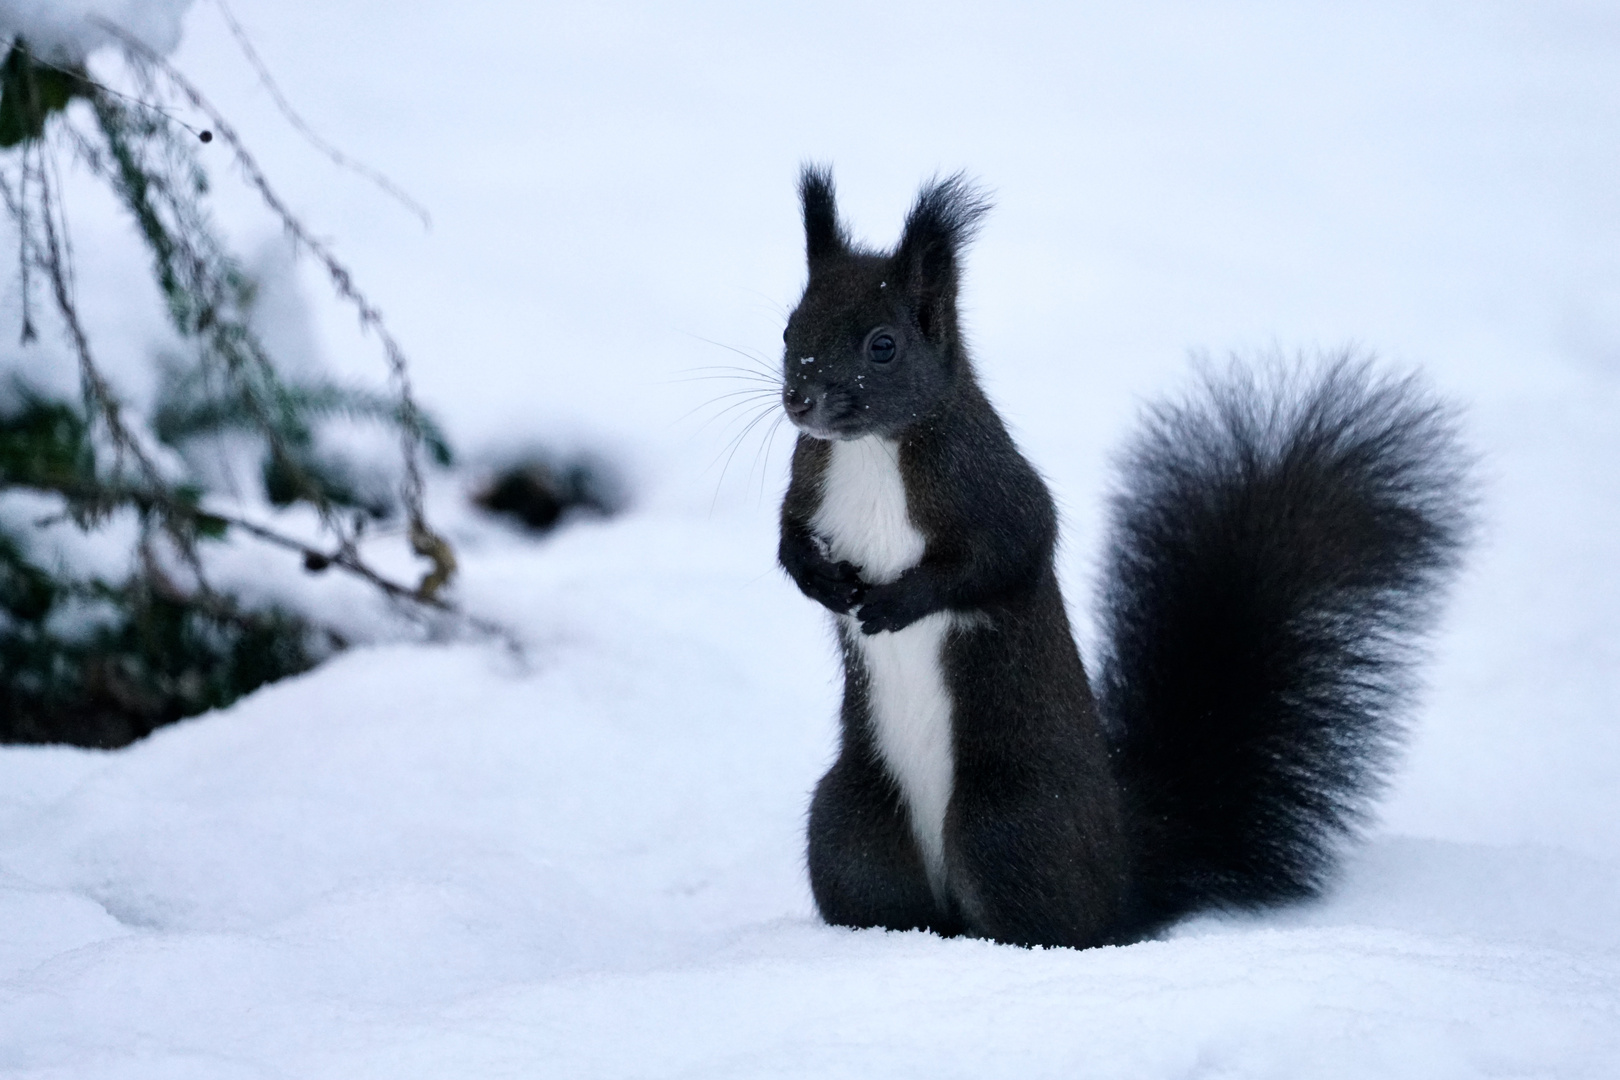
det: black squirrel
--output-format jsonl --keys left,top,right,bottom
{"left": 777, "top": 166, "right": 1470, "bottom": 948}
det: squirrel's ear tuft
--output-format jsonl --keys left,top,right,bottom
{"left": 894, "top": 173, "right": 991, "bottom": 338}
{"left": 800, "top": 164, "right": 846, "bottom": 266}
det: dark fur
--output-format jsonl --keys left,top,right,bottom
{"left": 777, "top": 167, "right": 1471, "bottom": 948}
{"left": 1097, "top": 362, "right": 1472, "bottom": 935}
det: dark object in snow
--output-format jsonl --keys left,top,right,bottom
{"left": 778, "top": 166, "right": 1472, "bottom": 948}
{"left": 474, "top": 456, "right": 622, "bottom": 532}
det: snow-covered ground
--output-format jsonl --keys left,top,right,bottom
{"left": 3, "top": 1, "right": 1619, "bottom": 1075}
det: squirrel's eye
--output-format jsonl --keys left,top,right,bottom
{"left": 868, "top": 333, "right": 896, "bottom": 363}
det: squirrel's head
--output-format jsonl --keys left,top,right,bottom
{"left": 781, "top": 166, "right": 991, "bottom": 441}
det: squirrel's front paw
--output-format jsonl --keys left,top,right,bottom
{"left": 793, "top": 558, "right": 867, "bottom": 615}
{"left": 855, "top": 584, "right": 926, "bottom": 635}
{"left": 781, "top": 524, "right": 868, "bottom": 614}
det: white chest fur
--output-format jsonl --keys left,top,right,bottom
{"left": 810, "top": 436, "right": 956, "bottom": 897}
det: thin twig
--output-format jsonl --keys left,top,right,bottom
{"left": 30, "top": 139, "right": 214, "bottom": 588}
{"left": 35, "top": 470, "right": 518, "bottom": 651}
{"left": 21, "top": 47, "right": 213, "bottom": 142}
{"left": 215, "top": 511, "right": 516, "bottom": 649}
{"left": 66, "top": 94, "right": 360, "bottom": 557}
{"left": 212, "top": 0, "right": 432, "bottom": 229}
{"left": 4, "top": 32, "right": 503, "bottom": 650}
{"left": 98, "top": 23, "right": 453, "bottom": 597}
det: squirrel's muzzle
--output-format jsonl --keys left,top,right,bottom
{"left": 783, "top": 392, "right": 814, "bottom": 421}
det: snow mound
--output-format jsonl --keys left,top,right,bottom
{"left": 2, "top": 505, "right": 1619, "bottom": 1078}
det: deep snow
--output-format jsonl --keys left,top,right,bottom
{"left": 2, "top": 1, "right": 1619, "bottom": 1076}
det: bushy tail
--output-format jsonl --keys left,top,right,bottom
{"left": 1096, "top": 356, "right": 1472, "bottom": 934}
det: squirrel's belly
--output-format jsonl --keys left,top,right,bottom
{"left": 839, "top": 611, "right": 956, "bottom": 897}
{"left": 814, "top": 436, "right": 955, "bottom": 897}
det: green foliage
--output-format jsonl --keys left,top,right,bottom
{"left": 81, "top": 87, "right": 451, "bottom": 522}
{"left": 153, "top": 374, "right": 454, "bottom": 466}
{"left": 0, "top": 41, "right": 89, "bottom": 148}
{"left": 0, "top": 527, "right": 56, "bottom": 621}
{"left": 0, "top": 390, "right": 94, "bottom": 491}
{"left": 0, "top": 529, "right": 323, "bottom": 747}
{"left": 153, "top": 366, "right": 454, "bottom": 516}
{"left": 0, "top": 394, "right": 327, "bottom": 747}
{"left": 0, "top": 44, "right": 464, "bottom": 747}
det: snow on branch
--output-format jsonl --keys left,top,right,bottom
{"left": 0, "top": 0, "right": 194, "bottom": 63}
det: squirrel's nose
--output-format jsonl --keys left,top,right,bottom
{"left": 783, "top": 393, "right": 814, "bottom": 419}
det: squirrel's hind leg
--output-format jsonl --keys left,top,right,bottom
{"left": 807, "top": 749, "right": 957, "bottom": 935}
